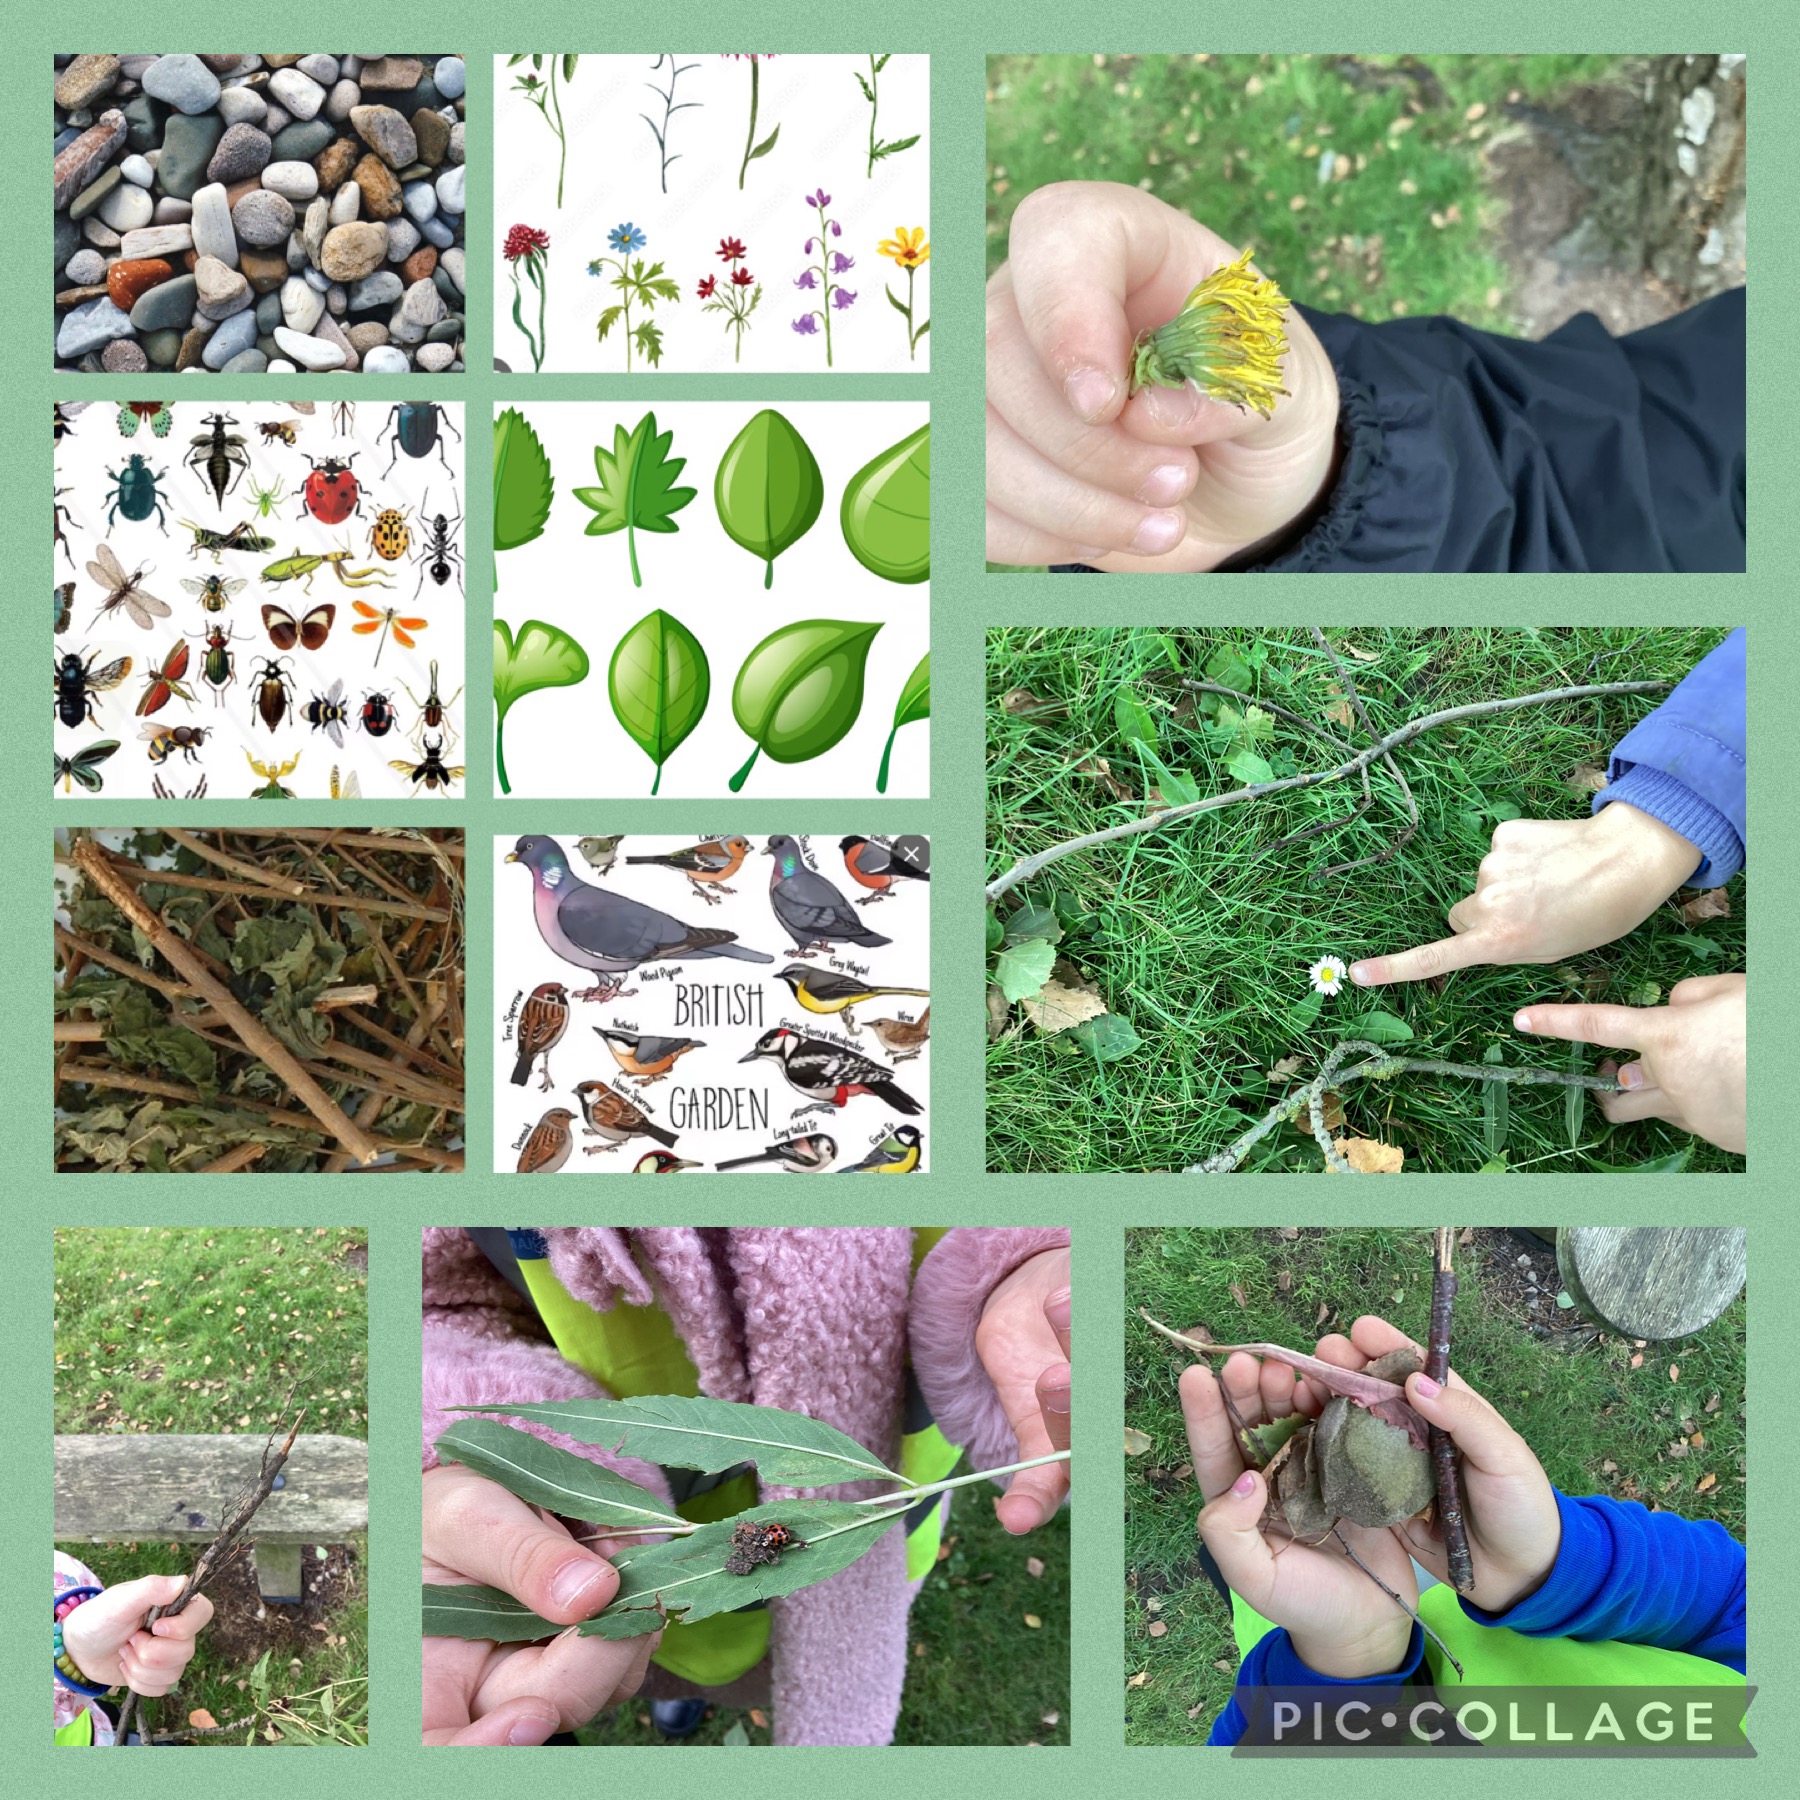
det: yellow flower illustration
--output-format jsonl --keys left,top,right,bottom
{"left": 1129, "top": 246, "right": 1290, "bottom": 417}
{"left": 879, "top": 226, "right": 930, "bottom": 269}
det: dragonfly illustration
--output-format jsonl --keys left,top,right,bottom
{"left": 351, "top": 601, "right": 428, "bottom": 667}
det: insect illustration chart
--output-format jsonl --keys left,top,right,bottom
{"left": 495, "top": 833, "right": 930, "bottom": 1174}
{"left": 493, "top": 401, "right": 930, "bottom": 799}
{"left": 52, "top": 399, "right": 466, "bottom": 799}
{"left": 495, "top": 54, "right": 930, "bottom": 374}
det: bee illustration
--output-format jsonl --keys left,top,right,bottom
{"left": 258, "top": 420, "right": 299, "bottom": 448}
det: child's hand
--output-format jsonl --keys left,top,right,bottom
{"left": 422, "top": 1463, "right": 658, "bottom": 1745}
{"left": 1316, "top": 1317, "right": 1562, "bottom": 1616}
{"left": 1181, "top": 1351, "right": 1417, "bottom": 1679}
{"left": 987, "top": 181, "right": 1341, "bottom": 570}
{"left": 61, "top": 1575, "right": 214, "bottom": 1697}
{"left": 977, "top": 1248, "right": 1071, "bottom": 1534}
{"left": 1514, "top": 974, "right": 1747, "bottom": 1155}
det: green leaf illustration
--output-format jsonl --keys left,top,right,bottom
{"left": 609, "top": 609, "right": 711, "bottom": 795}
{"left": 993, "top": 936, "right": 1056, "bottom": 1003}
{"left": 748, "top": 125, "right": 780, "bottom": 163}
{"left": 492, "top": 408, "right": 555, "bottom": 584}
{"left": 573, "top": 413, "right": 697, "bottom": 587}
{"left": 493, "top": 618, "right": 590, "bottom": 796}
{"left": 457, "top": 1393, "right": 897, "bottom": 1484}
{"left": 713, "top": 409, "right": 824, "bottom": 588}
{"left": 726, "top": 618, "right": 882, "bottom": 792}
{"left": 876, "top": 652, "right": 929, "bottom": 792}
{"left": 435, "top": 1419, "right": 687, "bottom": 1530}
{"left": 840, "top": 423, "right": 930, "bottom": 583}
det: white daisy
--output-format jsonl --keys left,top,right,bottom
{"left": 1308, "top": 956, "right": 1347, "bottom": 997}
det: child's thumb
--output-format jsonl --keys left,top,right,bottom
{"left": 1406, "top": 1374, "right": 1535, "bottom": 1478}
{"left": 93, "top": 1573, "right": 186, "bottom": 1625}
{"left": 1198, "top": 1469, "right": 1275, "bottom": 1602}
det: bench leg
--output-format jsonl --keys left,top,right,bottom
{"left": 253, "top": 1543, "right": 304, "bottom": 1605}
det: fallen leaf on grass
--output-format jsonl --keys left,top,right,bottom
{"left": 1188, "top": 1703, "right": 1208, "bottom": 1719}
{"left": 1147, "top": 1619, "right": 1168, "bottom": 1637}
{"left": 1320, "top": 1091, "right": 1347, "bottom": 1133}
{"left": 1670, "top": 1364, "right": 1680, "bottom": 1382}
{"left": 1072, "top": 753, "right": 1135, "bottom": 801}
{"left": 1316, "top": 1301, "right": 1332, "bottom": 1327}
{"left": 1330, "top": 1136, "right": 1405, "bottom": 1173}
{"left": 1630, "top": 1353, "right": 1644, "bottom": 1369}
{"left": 1705, "top": 1392, "right": 1721, "bottom": 1413}
{"left": 1128, "top": 1670, "right": 1150, "bottom": 1690}
{"left": 1566, "top": 763, "right": 1609, "bottom": 794}
{"left": 1229, "top": 1281, "right": 1249, "bottom": 1308}
{"left": 750, "top": 1709, "right": 768, "bottom": 1728}
{"left": 1268, "top": 1055, "right": 1304, "bottom": 1083}
{"left": 1124, "top": 1426, "right": 1154, "bottom": 1456}
{"left": 1322, "top": 686, "right": 1356, "bottom": 729}
{"left": 1277, "top": 1225, "right": 1300, "bottom": 1239}
{"left": 1213, "top": 1658, "right": 1236, "bottom": 1673}
{"left": 188, "top": 1709, "right": 218, "bottom": 1729}
{"left": 986, "top": 984, "right": 1012, "bottom": 1042}
{"left": 1144, "top": 1595, "right": 1163, "bottom": 1613}
{"left": 1001, "top": 686, "right": 1067, "bottom": 717}
{"left": 1026, "top": 1556, "right": 1045, "bottom": 1579}
{"left": 1696, "top": 1473, "right": 1717, "bottom": 1495}
{"left": 1678, "top": 888, "right": 1731, "bottom": 923}
{"left": 1278, "top": 1268, "right": 1292, "bottom": 1293}
{"left": 1336, "top": 641, "right": 1380, "bottom": 662}
{"left": 1601, "top": 1458, "right": 1619, "bottom": 1475}
{"left": 1021, "top": 980, "right": 1109, "bottom": 1035}
{"left": 1024, "top": 1613, "right": 1042, "bottom": 1629}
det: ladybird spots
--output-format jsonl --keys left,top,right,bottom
{"left": 299, "top": 455, "right": 365, "bottom": 527}
{"left": 723, "top": 1518, "right": 808, "bottom": 1575}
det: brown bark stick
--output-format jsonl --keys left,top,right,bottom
{"left": 199, "top": 1143, "right": 267, "bottom": 1174}
{"left": 53, "top": 1020, "right": 105, "bottom": 1042}
{"left": 97, "top": 856, "right": 451, "bottom": 923}
{"left": 161, "top": 827, "right": 308, "bottom": 896}
{"left": 1429, "top": 1228, "right": 1476, "bottom": 1595}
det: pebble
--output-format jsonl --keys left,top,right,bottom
{"left": 415, "top": 340, "right": 456, "bottom": 372}
{"left": 320, "top": 220, "right": 387, "bottom": 281}
{"left": 391, "top": 276, "right": 444, "bottom": 343}
{"left": 68, "top": 165, "right": 122, "bottom": 222}
{"left": 401, "top": 245, "right": 438, "bottom": 285}
{"left": 263, "top": 102, "right": 291, "bottom": 136}
{"left": 349, "top": 269, "right": 402, "bottom": 309}
{"left": 329, "top": 182, "right": 361, "bottom": 226}
{"left": 121, "top": 95, "right": 161, "bottom": 154}
{"left": 119, "top": 154, "right": 155, "bottom": 188}
{"left": 157, "top": 113, "right": 224, "bottom": 198}
{"left": 152, "top": 197, "right": 193, "bottom": 225}
{"left": 56, "top": 54, "right": 122, "bottom": 111}
{"left": 56, "top": 296, "right": 136, "bottom": 357}
{"left": 194, "top": 253, "right": 252, "bottom": 319}
{"left": 314, "top": 311, "right": 360, "bottom": 370}
{"left": 261, "top": 160, "right": 320, "bottom": 203}
{"left": 106, "top": 256, "right": 173, "bottom": 310}
{"left": 438, "top": 244, "right": 464, "bottom": 293}
{"left": 420, "top": 214, "right": 454, "bottom": 250}
{"left": 273, "top": 119, "right": 335, "bottom": 164}
{"left": 221, "top": 348, "right": 269, "bottom": 373}
{"left": 120, "top": 223, "right": 193, "bottom": 260}
{"left": 273, "top": 325, "right": 346, "bottom": 369}
{"left": 231, "top": 188, "right": 295, "bottom": 247}
{"left": 97, "top": 181, "right": 153, "bottom": 232}
{"left": 433, "top": 56, "right": 465, "bottom": 100}
{"left": 325, "top": 79, "right": 360, "bottom": 123}
{"left": 142, "top": 328, "right": 182, "bottom": 367}
{"left": 216, "top": 87, "right": 268, "bottom": 127}
{"left": 101, "top": 337, "right": 149, "bottom": 373}
{"left": 303, "top": 195, "right": 330, "bottom": 262}
{"left": 359, "top": 56, "right": 423, "bottom": 91}
{"left": 206, "top": 122, "right": 271, "bottom": 183}
{"left": 384, "top": 216, "right": 420, "bottom": 261}
{"left": 239, "top": 248, "right": 288, "bottom": 293}
{"left": 82, "top": 219, "right": 121, "bottom": 249}
{"left": 142, "top": 54, "right": 221, "bottom": 116}
{"left": 264, "top": 358, "right": 298, "bottom": 373}
{"left": 353, "top": 154, "right": 403, "bottom": 219}
{"left": 352, "top": 104, "right": 417, "bottom": 169}
{"left": 189, "top": 182, "right": 237, "bottom": 264}
{"left": 280, "top": 274, "right": 325, "bottom": 332}
{"left": 400, "top": 180, "right": 437, "bottom": 225}
{"left": 433, "top": 165, "right": 465, "bottom": 215}
{"left": 267, "top": 68, "right": 325, "bottom": 122}
{"left": 256, "top": 291, "right": 283, "bottom": 331}
{"left": 131, "top": 272, "right": 197, "bottom": 332}
{"left": 411, "top": 107, "right": 450, "bottom": 167}
{"left": 65, "top": 248, "right": 107, "bottom": 284}
{"left": 317, "top": 138, "right": 359, "bottom": 190}
{"left": 360, "top": 343, "right": 409, "bottom": 373}
{"left": 448, "top": 121, "right": 464, "bottom": 166}
{"left": 55, "top": 213, "right": 80, "bottom": 274}
{"left": 201, "top": 310, "right": 260, "bottom": 368}
{"left": 297, "top": 54, "right": 339, "bottom": 86}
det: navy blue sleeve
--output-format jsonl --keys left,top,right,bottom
{"left": 1595, "top": 627, "right": 1745, "bottom": 885}
{"left": 1237, "top": 288, "right": 1745, "bottom": 573}
{"left": 1471, "top": 1491, "right": 1745, "bottom": 1672}
{"left": 1207, "top": 1621, "right": 1425, "bottom": 1746}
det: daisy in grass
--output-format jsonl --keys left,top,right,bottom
{"left": 1308, "top": 956, "right": 1347, "bottom": 997}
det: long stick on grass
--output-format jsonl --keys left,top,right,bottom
{"left": 1428, "top": 1229, "right": 1476, "bottom": 1595}
{"left": 986, "top": 678, "right": 1668, "bottom": 903}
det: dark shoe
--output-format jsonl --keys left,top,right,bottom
{"left": 650, "top": 1698, "right": 709, "bottom": 1739}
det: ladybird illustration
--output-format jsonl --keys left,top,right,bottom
{"left": 724, "top": 1518, "right": 808, "bottom": 1576}
{"left": 368, "top": 506, "right": 412, "bottom": 562}
{"left": 298, "top": 454, "right": 363, "bottom": 526}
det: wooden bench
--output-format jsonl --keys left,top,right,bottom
{"left": 55, "top": 1434, "right": 367, "bottom": 1604}
{"left": 1551, "top": 1226, "right": 1747, "bottom": 1341}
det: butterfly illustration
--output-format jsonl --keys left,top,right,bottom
{"left": 262, "top": 601, "right": 335, "bottom": 651}
{"left": 118, "top": 400, "right": 174, "bottom": 438}
{"left": 53, "top": 582, "right": 74, "bottom": 633}
{"left": 135, "top": 640, "right": 195, "bottom": 716}
{"left": 53, "top": 739, "right": 120, "bottom": 793}
{"left": 351, "top": 601, "right": 428, "bottom": 666}
{"left": 87, "top": 543, "right": 172, "bottom": 631}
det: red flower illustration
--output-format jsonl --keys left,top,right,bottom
{"left": 731, "top": 266, "right": 756, "bottom": 288}
{"left": 696, "top": 274, "right": 718, "bottom": 298}
{"left": 718, "top": 237, "right": 748, "bottom": 262}
{"left": 503, "top": 223, "right": 551, "bottom": 263}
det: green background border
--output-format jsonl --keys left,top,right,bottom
{"left": 7, "top": 1, "right": 1789, "bottom": 1786}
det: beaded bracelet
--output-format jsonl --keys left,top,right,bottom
{"left": 54, "top": 1587, "right": 111, "bottom": 1698}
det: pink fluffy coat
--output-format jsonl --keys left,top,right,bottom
{"left": 422, "top": 1226, "right": 1068, "bottom": 1746}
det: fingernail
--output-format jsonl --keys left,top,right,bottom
{"left": 1231, "top": 1470, "right": 1257, "bottom": 1497}
{"left": 1350, "top": 962, "right": 1374, "bottom": 986}
{"left": 1064, "top": 367, "right": 1117, "bottom": 422}
{"left": 1047, "top": 1287, "right": 1072, "bottom": 1332}
{"left": 1513, "top": 1011, "right": 1533, "bottom": 1032}
{"left": 1042, "top": 1380, "right": 1071, "bottom": 1416}
{"left": 1137, "top": 463, "right": 1190, "bottom": 507}
{"left": 549, "top": 1557, "right": 606, "bottom": 1614}
{"left": 1141, "top": 384, "right": 1204, "bottom": 430}
{"left": 1414, "top": 1374, "right": 1441, "bottom": 1399}
{"left": 1618, "top": 1064, "right": 1642, "bottom": 1091}
{"left": 1129, "top": 511, "right": 1185, "bottom": 555}
{"left": 508, "top": 1711, "right": 559, "bottom": 1746}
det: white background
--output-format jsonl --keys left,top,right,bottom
{"left": 494, "top": 53, "right": 931, "bottom": 374}
{"left": 493, "top": 399, "right": 929, "bottom": 799}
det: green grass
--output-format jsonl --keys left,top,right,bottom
{"left": 1124, "top": 1226, "right": 1747, "bottom": 1744}
{"left": 988, "top": 53, "right": 1626, "bottom": 322}
{"left": 986, "top": 627, "right": 1745, "bottom": 1173}
{"left": 577, "top": 1468, "right": 1071, "bottom": 1746}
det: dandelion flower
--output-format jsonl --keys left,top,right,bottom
{"left": 1129, "top": 246, "right": 1290, "bottom": 417}
{"left": 1308, "top": 956, "right": 1348, "bottom": 997}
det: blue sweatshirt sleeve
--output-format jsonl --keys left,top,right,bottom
{"left": 1207, "top": 1622, "right": 1425, "bottom": 1745}
{"left": 1596, "top": 627, "right": 1745, "bottom": 886}
{"left": 1469, "top": 1490, "right": 1745, "bottom": 1672}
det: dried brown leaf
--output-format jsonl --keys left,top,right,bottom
{"left": 1337, "top": 642, "right": 1380, "bottom": 662}
{"left": 1670, "top": 1363, "right": 1680, "bottom": 1383}
{"left": 1147, "top": 1619, "right": 1168, "bottom": 1638}
{"left": 1124, "top": 1426, "right": 1154, "bottom": 1456}
{"left": 1315, "top": 1301, "right": 1331, "bottom": 1327}
{"left": 1001, "top": 686, "right": 1067, "bottom": 717}
{"left": 1678, "top": 888, "right": 1731, "bottom": 924}
{"left": 1026, "top": 1556, "right": 1045, "bottom": 1579}
{"left": 1330, "top": 1136, "right": 1404, "bottom": 1174}
{"left": 1127, "top": 1670, "right": 1150, "bottom": 1689}
{"left": 986, "top": 983, "right": 1011, "bottom": 1042}
{"left": 1020, "top": 979, "right": 1109, "bottom": 1036}
{"left": 1268, "top": 1055, "right": 1304, "bottom": 1083}
{"left": 1696, "top": 1473, "right": 1717, "bottom": 1494}
{"left": 1277, "top": 1268, "right": 1293, "bottom": 1294}
{"left": 1704, "top": 1392, "right": 1721, "bottom": 1414}
{"left": 1228, "top": 1282, "right": 1249, "bottom": 1309}
{"left": 1630, "top": 1353, "right": 1644, "bottom": 1370}
{"left": 1566, "top": 763, "right": 1609, "bottom": 794}
{"left": 1323, "top": 697, "right": 1355, "bottom": 729}
{"left": 1023, "top": 1612, "right": 1042, "bottom": 1629}
{"left": 1073, "top": 754, "right": 1134, "bottom": 801}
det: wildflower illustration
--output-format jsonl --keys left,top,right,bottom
{"left": 878, "top": 225, "right": 930, "bottom": 361}
{"left": 641, "top": 54, "right": 702, "bottom": 194}
{"left": 792, "top": 191, "right": 855, "bottom": 368}
{"left": 855, "top": 54, "right": 920, "bottom": 178}
{"left": 1129, "top": 247, "right": 1291, "bottom": 417}
{"left": 699, "top": 236, "right": 762, "bottom": 363}
{"left": 1308, "top": 956, "right": 1347, "bottom": 997}
{"left": 503, "top": 224, "right": 552, "bottom": 372}
{"left": 508, "top": 54, "right": 579, "bottom": 209}
{"left": 589, "top": 224, "right": 681, "bottom": 372}
{"left": 723, "top": 53, "right": 781, "bottom": 189}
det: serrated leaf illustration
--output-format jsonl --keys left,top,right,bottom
{"left": 609, "top": 609, "right": 711, "bottom": 795}
{"left": 714, "top": 409, "right": 824, "bottom": 588}
{"left": 435, "top": 1419, "right": 687, "bottom": 1530}
{"left": 492, "top": 409, "right": 554, "bottom": 581}
{"left": 727, "top": 618, "right": 882, "bottom": 792}
{"left": 841, "top": 423, "right": 929, "bottom": 583}
{"left": 493, "top": 617, "right": 590, "bottom": 795}
{"left": 876, "top": 652, "right": 929, "bottom": 793}
{"left": 573, "top": 413, "right": 697, "bottom": 587}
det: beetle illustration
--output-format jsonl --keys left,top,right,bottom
{"left": 117, "top": 401, "right": 174, "bottom": 438}
{"left": 141, "top": 721, "right": 209, "bottom": 764}
{"left": 390, "top": 733, "right": 465, "bottom": 792}
{"left": 298, "top": 454, "right": 364, "bottom": 526}
{"left": 102, "top": 454, "right": 173, "bottom": 534}
{"left": 184, "top": 412, "right": 251, "bottom": 508}
{"left": 249, "top": 654, "right": 297, "bottom": 733}
{"left": 401, "top": 659, "right": 463, "bottom": 752}
{"left": 724, "top": 1519, "right": 808, "bottom": 1576}
{"left": 410, "top": 490, "right": 464, "bottom": 598}
{"left": 55, "top": 647, "right": 132, "bottom": 729}
{"left": 360, "top": 689, "right": 397, "bottom": 738}
{"left": 189, "top": 621, "right": 238, "bottom": 704}
{"left": 368, "top": 505, "right": 413, "bottom": 562}
{"left": 377, "top": 401, "right": 462, "bottom": 477}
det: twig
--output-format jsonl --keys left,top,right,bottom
{"left": 99, "top": 857, "right": 451, "bottom": 923}
{"left": 199, "top": 1143, "right": 266, "bottom": 1174}
{"left": 986, "top": 678, "right": 1668, "bottom": 902}
{"left": 1330, "top": 1525, "right": 1464, "bottom": 1680}
{"left": 148, "top": 1711, "right": 259, "bottom": 1744}
{"left": 162, "top": 827, "right": 307, "bottom": 896}
{"left": 315, "top": 985, "right": 380, "bottom": 1012}
{"left": 1428, "top": 1229, "right": 1475, "bottom": 1594}
{"left": 53, "top": 1019, "right": 105, "bottom": 1042}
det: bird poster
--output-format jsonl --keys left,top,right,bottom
{"left": 52, "top": 398, "right": 466, "bottom": 799}
{"left": 496, "top": 832, "right": 930, "bottom": 1174}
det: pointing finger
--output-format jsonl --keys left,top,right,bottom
{"left": 1351, "top": 932, "right": 1496, "bottom": 987}
{"left": 1513, "top": 1004, "right": 1657, "bottom": 1051}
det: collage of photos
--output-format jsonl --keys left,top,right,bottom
{"left": 37, "top": 41, "right": 1762, "bottom": 1773}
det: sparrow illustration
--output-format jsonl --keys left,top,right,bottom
{"left": 764, "top": 835, "right": 892, "bottom": 957}
{"left": 507, "top": 835, "right": 773, "bottom": 1002}
{"left": 594, "top": 1028, "right": 706, "bottom": 1084}
{"left": 509, "top": 981, "right": 570, "bottom": 1089}
{"left": 839, "top": 1126, "right": 924, "bottom": 1174}
{"left": 862, "top": 1006, "right": 930, "bottom": 1063}
{"left": 516, "top": 1107, "right": 574, "bottom": 1174}
{"left": 739, "top": 1028, "right": 923, "bottom": 1115}
{"left": 840, "top": 835, "right": 930, "bottom": 905}
{"left": 626, "top": 836, "right": 751, "bottom": 907}
{"left": 576, "top": 834, "right": 624, "bottom": 877}
{"left": 573, "top": 1080, "right": 679, "bottom": 1153}
{"left": 774, "top": 965, "right": 930, "bottom": 1034}
{"left": 714, "top": 1133, "right": 840, "bottom": 1174}
{"left": 634, "top": 1150, "right": 700, "bottom": 1173}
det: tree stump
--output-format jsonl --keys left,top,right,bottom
{"left": 1554, "top": 1227, "right": 1745, "bottom": 1340}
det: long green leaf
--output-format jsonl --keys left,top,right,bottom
{"left": 434, "top": 1419, "right": 687, "bottom": 1529}
{"left": 876, "top": 652, "right": 929, "bottom": 792}
{"left": 423, "top": 1582, "right": 559, "bottom": 1643}
{"left": 714, "top": 409, "right": 823, "bottom": 588}
{"left": 727, "top": 619, "right": 881, "bottom": 791}
{"left": 1566, "top": 1038, "right": 1586, "bottom": 1149}
{"left": 493, "top": 408, "right": 554, "bottom": 560}
{"left": 455, "top": 1393, "right": 897, "bottom": 1484}
{"left": 573, "top": 413, "right": 696, "bottom": 587}
{"left": 1482, "top": 1041, "right": 1509, "bottom": 1156}
{"left": 840, "top": 423, "right": 930, "bottom": 583}
{"left": 609, "top": 610, "right": 711, "bottom": 794}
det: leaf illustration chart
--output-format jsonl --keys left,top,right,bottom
{"left": 53, "top": 399, "right": 467, "bottom": 800}
{"left": 495, "top": 832, "right": 931, "bottom": 1174}
{"left": 494, "top": 54, "right": 930, "bottom": 374}
{"left": 493, "top": 401, "right": 929, "bottom": 799}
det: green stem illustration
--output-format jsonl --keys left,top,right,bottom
{"left": 496, "top": 720, "right": 512, "bottom": 795}
{"left": 739, "top": 59, "right": 760, "bottom": 189}
{"left": 550, "top": 63, "right": 567, "bottom": 208}
{"left": 865, "top": 54, "right": 881, "bottom": 178}
{"left": 728, "top": 745, "right": 760, "bottom": 792}
{"left": 876, "top": 724, "right": 901, "bottom": 792}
